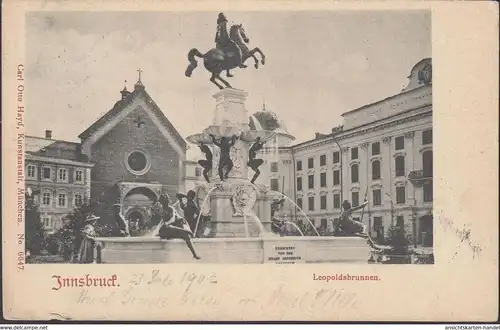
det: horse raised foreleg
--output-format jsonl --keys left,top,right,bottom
{"left": 210, "top": 74, "right": 225, "bottom": 90}
{"left": 251, "top": 47, "right": 266, "bottom": 65}
{"left": 247, "top": 54, "right": 259, "bottom": 69}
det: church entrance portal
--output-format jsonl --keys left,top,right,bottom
{"left": 122, "top": 187, "right": 158, "bottom": 236}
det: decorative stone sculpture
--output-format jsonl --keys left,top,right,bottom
{"left": 231, "top": 184, "right": 258, "bottom": 217}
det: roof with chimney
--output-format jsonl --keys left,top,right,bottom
{"left": 78, "top": 78, "right": 187, "bottom": 151}
{"left": 26, "top": 133, "right": 90, "bottom": 163}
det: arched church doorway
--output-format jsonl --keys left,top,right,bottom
{"left": 122, "top": 187, "right": 158, "bottom": 236}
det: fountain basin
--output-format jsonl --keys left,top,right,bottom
{"left": 185, "top": 132, "right": 213, "bottom": 145}
{"left": 94, "top": 236, "right": 371, "bottom": 264}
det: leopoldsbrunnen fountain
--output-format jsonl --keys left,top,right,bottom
{"left": 93, "top": 12, "right": 371, "bottom": 264}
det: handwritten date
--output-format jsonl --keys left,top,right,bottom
{"left": 129, "top": 270, "right": 218, "bottom": 290}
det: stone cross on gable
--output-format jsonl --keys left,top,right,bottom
{"left": 133, "top": 116, "right": 145, "bottom": 128}
{"left": 137, "top": 68, "right": 143, "bottom": 82}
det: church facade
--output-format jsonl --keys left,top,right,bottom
{"left": 26, "top": 77, "right": 187, "bottom": 231}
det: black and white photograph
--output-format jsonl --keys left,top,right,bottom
{"left": 3, "top": 0, "right": 499, "bottom": 322}
{"left": 21, "top": 10, "right": 434, "bottom": 265}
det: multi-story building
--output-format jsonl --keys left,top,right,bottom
{"left": 274, "top": 58, "right": 433, "bottom": 246}
{"left": 26, "top": 58, "right": 432, "bottom": 247}
{"left": 25, "top": 131, "right": 94, "bottom": 233}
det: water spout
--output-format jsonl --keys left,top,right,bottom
{"left": 242, "top": 213, "right": 250, "bottom": 237}
{"left": 193, "top": 185, "right": 218, "bottom": 236}
{"left": 273, "top": 191, "right": 320, "bottom": 236}
{"left": 283, "top": 221, "right": 304, "bottom": 236}
{"left": 250, "top": 115, "right": 263, "bottom": 131}
{"left": 246, "top": 211, "right": 268, "bottom": 236}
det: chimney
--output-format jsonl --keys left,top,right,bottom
{"left": 45, "top": 130, "right": 52, "bottom": 139}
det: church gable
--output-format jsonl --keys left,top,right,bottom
{"left": 79, "top": 83, "right": 187, "bottom": 157}
{"left": 90, "top": 104, "right": 181, "bottom": 186}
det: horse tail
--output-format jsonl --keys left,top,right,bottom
{"left": 185, "top": 48, "right": 205, "bottom": 77}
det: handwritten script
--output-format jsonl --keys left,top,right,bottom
{"left": 75, "top": 270, "right": 357, "bottom": 312}
{"left": 440, "top": 216, "right": 483, "bottom": 260}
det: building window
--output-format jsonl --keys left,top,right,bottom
{"left": 352, "top": 192, "right": 359, "bottom": 207}
{"left": 42, "top": 216, "right": 52, "bottom": 229}
{"left": 195, "top": 167, "right": 201, "bottom": 177}
{"left": 271, "top": 178, "right": 279, "bottom": 191}
{"left": 351, "top": 147, "right": 358, "bottom": 160}
{"left": 321, "top": 218, "right": 328, "bottom": 230}
{"left": 296, "top": 177, "right": 303, "bottom": 191}
{"left": 333, "top": 194, "right": 340, "bottom": 209}
{"left": 423, "top": 183, "right": 433, "bottom": 202}
{"left": 333, "top": 151, "right": 340, "bottom": 164}
{"left": 58, "top": 168, "right": 68, "bottom": 182}
{"left": 296, "top": 198, "right": 303, "bottom": 210}
{"left": 308, "top": 157, "right": 314, "bottom": 169}
{"left": 308, "top": 197, "right": 314, "bottom": 211}
{"left": 372, "top": 160, "right": 381, "bottom": 180}
{"left": 42, "top": 167, "right": 52, "bottom": 180}
{"left": 351, "top": 164, "right": 359, "bottom": 183}
{"left": 373, "top": 189, "right": 382, "bottom": 206}
{"left": 27, "top": 165, "right": 37, "bottom": 179}
{"left": 395, "top": 156, "right": 405, "bottom": 177}
{"left": 126, "top": 149, "right": 151, "bottom": 175}
{"left": 74, "top": 169, "right": 84, "bottom": 183}
{"left": 395, "top": 136, "right": 405, "bottom": 150}
{"left": 372, "top": 142, "right": 380, "bottom": 156}
{"left": 308, "top": 175, "right": 314, "bottom": 189}
{"left": 320, "top": 155, "right": 326, "bottom": 166}
{"left": 74, "top": 193, "right": 84, "bottom": 207}
{"left": 333, "top": 170, "right": 340, "bottom": 186}
{"left": 271, "top": 162, "right": 279, "bottom": 172}
{"left": 397, "top": 215, "right": 405, "bottom": 228}
{"left": 373, "top": 216, "right": 384, "bottom": 242}
{"left": 320, "top": 172, "right": 327, "bottom": 187}
{"left": 396, "top": 186, "right": 406, "bottom": 204}
{"left": 422, "top": 129, "right": 432, "bottom": 145}
{"left": 296, "top": 160, "right": 302, "bottom": 171}
{"left": 320, "top": 195, "right": 327, "bottom": 210}
{"left": 423, "top": 150, "right": 433, "bottom": 177}
{"left": 58, "top": 192, "right": 67, "bottom": 208}
{"left": 42, "top": 191, "right": 52, "bottom": 207}
{"left": 373, "top": 216, "right": 383, "bottom": 230}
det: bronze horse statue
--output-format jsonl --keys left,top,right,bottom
{"left": 185, "top": 23, "right": 266, "bottom": 89}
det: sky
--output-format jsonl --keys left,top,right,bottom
{"left": 25, "top": 11, "right": 431, "bottom": 147}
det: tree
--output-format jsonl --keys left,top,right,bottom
{"left": 25, "top": 196, "right": 46, "bottom": 254}
{"left": 53, "top": 203, "right": 93, "bottom": 261}
{"left": 385, "top": 222, "right": 413, "bottom": 263}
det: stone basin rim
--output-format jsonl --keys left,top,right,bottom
{"left": 94, "top": 236, "right": 369, "bottom": 243}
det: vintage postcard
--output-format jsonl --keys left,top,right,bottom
{"left": 2, "top": 0, "right": 498, "bottom": 322}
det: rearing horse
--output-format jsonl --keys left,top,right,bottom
{"left": 185, "top": 24, "right": 266, "bottom": 90}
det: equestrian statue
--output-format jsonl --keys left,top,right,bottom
{"left": 185, "top": 12, "right": 266, "bottom": 89}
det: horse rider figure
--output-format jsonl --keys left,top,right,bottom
{"left": 215, "top": 12, "right": 246, "bottom": 77}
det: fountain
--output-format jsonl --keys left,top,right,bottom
{"left": 93, "top": 88, "right": 371, "bottom": 264}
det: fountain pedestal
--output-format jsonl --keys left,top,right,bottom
{"left": 188, "top": 88, "right": 278, "bottom": 238}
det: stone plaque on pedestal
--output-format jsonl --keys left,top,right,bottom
{"left": 263, "top": 241, "right": 306, "bottom": 264}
